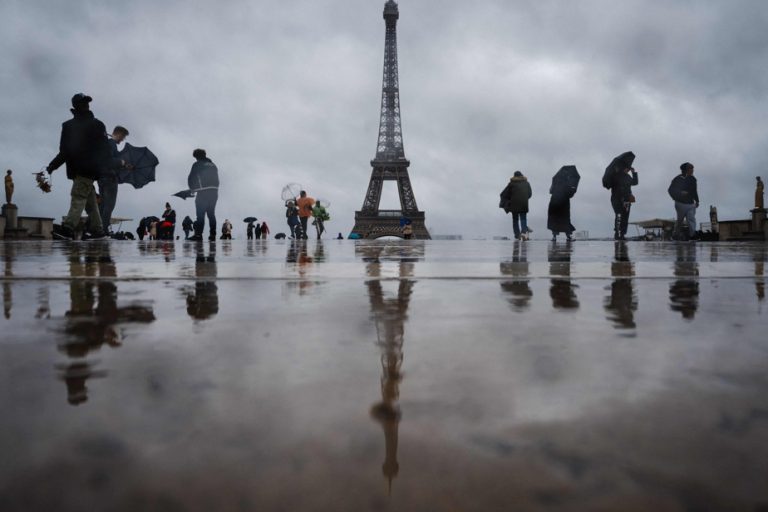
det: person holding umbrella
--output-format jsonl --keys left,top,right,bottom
{"left": 607, "top": 154, "right": 638, "bottom": 241}
{"left": 547, "top": 165, "right": 580, "bottom": 241}
{"left": 46, "top": 93, "right": 110, "bottom": 240}
{"left": 187, "top": 148, "right": 219, "bottom": 241}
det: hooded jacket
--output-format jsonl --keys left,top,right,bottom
{"left": 500, "top": 176, "right": 532, "bottom": 214}
{"left": 48, "top": 109, "right": 110, "bottom": 180}
{"left": 187, "top": 158, "right": 219, "bottom": 191}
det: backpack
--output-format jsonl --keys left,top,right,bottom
{"left": 668, "top": 175, "right": 686, "bottom": 202}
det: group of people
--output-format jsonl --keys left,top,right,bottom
{"left": 246, "top": 221, "right": 271, "bottom": 240}
{"left": 500, "top": 156, "right": 702, "bottom": 241}
{"left": 285, "top": 190, "right": 330, "bottom": 239}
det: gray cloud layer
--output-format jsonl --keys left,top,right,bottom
{"left": 2, "top": 0, "right": 767, "bottom": 238}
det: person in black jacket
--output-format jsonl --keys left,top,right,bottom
{"left": 610, "top": 165, "right": 638, "bottom": 240}
{"left": 98, "top": 125, "right": 130, "bottom": 233}
{"left": 500, "top": 171, "right": 533, "bottom": 240}
{"left": 187, "top": 149, "right": 219, "bottom": 241}
{"left": 668, "top": 162, "right": 699, "bottom": 240}
{"left": 46, "top": 93, "right": 110, "bottom": 239}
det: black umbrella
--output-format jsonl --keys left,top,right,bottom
{"left": 173, "top": 189, "right": 195, "bottom": 200}
{"left": 243, "top": 217, "right": 258, "bottom": 223}
{"left": 117, "top": 143, "right": 159, "bottom": 189}
{"left": 602, "top": 151, "right": 635, "bottom": 188}
{"left": 551, "top": 165, "right": 580, "bottom": 202}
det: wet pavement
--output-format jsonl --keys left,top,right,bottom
{"left": 1, "top": 239, "right": 767, "bottom": 512}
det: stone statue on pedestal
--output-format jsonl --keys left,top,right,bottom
{"left": 4, "top": 170, "right": 13, "bottom": 205}
{"left": 756, "top": 176, "right": 764, "bottom": 210}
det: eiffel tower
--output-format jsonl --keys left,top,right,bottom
{"left": 351, "top": 0, "right": 430, "bottom": 239}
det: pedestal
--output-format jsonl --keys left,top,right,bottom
{"left": 751, "top": 208, "right": 767, "bottom": 232}
{"left": 2, "top": 204, "right": 18, "bottom": 229}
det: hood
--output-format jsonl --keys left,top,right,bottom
{"left": 510, "top": 176, "right": 527, "bottom": 182}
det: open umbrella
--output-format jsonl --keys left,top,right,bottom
{"left": 552, "top": 165, "right": 580, "bottom": 202}
{"left": 243, "top": 217, "right": 257, "bottom": 223}
{"left": 281, "top": 183, "right": 303, "bottom": 202}
{"left": 602, "top": 151, "right": 635, "bottom": 189}
{"left": 173, "top": 189, "right": 195, "bottom": 200}
{"left": 117, "top": 143, "right": 159, "bottom": 189}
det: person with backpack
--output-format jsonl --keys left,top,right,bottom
{"left": 668, "top": 162, "right": 699, "bottom": 240}
{"left": 499, "top": 171, "right": 533, "bottom": 240}
{"left": 609, "top": 165, "right": 638, "bottom": 241}
{"left": 285, "top": 200, "right": 300, "bottom": 239}
{"left": 46, "top": 93, "right": 110, "bottom": 240}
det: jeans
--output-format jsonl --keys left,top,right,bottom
{"left": 512, "top": 212, "right": 528, "bottom": 238}
{"left": 675, "top": 201, "right": 697, "bottom": 237}
{"left": 194, "top": 189, "right": 218, "bottom": 238}
{"left": 98, "top": 176, "right": 118, "bottom": 231}
{"left": 64, "top": 175, "right": 103, "bottom": 233}
{"left": 299, "top": 216, "right": 310, "bottom": 239}
{"left": 611, "top": 197, "right": 630, "bottom": 237}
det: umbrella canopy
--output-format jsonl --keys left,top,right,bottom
{"left": 173, "top": 189, "right": 195, "bottom": 200}
{"left": 281, "top": 183, "right": 303, "bottom": 202}
{"left": 117, "top": 143, "right": 159, "bottom": 189}
{"left": 551, "top": 165, "right": 580, "bottom": 201}
{"left": 243, "top": 217, "right": 257, "bottom": 223}
{"left": 602, "top": 151, "right": 635, "bottom": 189}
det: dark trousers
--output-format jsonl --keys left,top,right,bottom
{"left": 98, "top": 176, "right": 118, "bottom": 231}
{"left": 299, "top": 217, "right": 309, "bottom": 239}
{"left": 611, "top": 197, "right": 630, "bottom": 237}
{"left": 194, "top": 189, "right": 218, "bottom": 239}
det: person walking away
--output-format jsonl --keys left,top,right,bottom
{"left": 98, "top": 126, "right": 130, "bottom": 233}
{"left": 260, "top": 221, "right": 270, "bottom": 239}
{"left": 182, "top": 215, "right": 193, "bottom": 240}
{"left": 286, "top": 201, "right": 300, "bottom": 239}
{"left": 5, "top": 170, "right": 13, "bottom": 204}
{"left": 254, "top": 222, "right": 262, "bottom": 239}
{"left": 499, "top": 171, "right": 533, "bottom": 240}
{"left": 46, "top": 93, "right": 110, "bottom": 240}
{"left": 668, "top": 162, "right": 699, "bottom": 240}
{"left": 296, "top": 190, "right": 315, "bottom": 240}
{"left": 187, "top": 149, "right": 219, "bottom": 241}
{"left": 610, "top": 165, "right": 638, "bottom": 240}
{"left": 247, "top": 222, "right": 255, "bottom": 240}
{"left": 312, "top": 200, "right": 330, "bottom": 239}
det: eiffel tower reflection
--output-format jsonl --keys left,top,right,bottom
{"left": 358, "top": 242, "right": 423, "bottom": 493}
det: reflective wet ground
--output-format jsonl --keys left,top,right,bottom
{"left": 1, "top": 240, "right": 767, "bottom": 512}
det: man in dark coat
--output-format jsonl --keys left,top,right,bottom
{"left": 46, "top": 93, "right": 110, "bottom": 239}
{"left": 500, "top": 171, "right": 533, "bottom": 240}
{"left": 610, "top": 165, "right": 638, "bottom": 240}
{"left": 187, "top": 148, "right": 219, "bottom": 241}
{"left": 98, "top": 125, "right": 130, "bottom": 232}
{"left": 668, "top": 162, "right": 699, "bottom": 240}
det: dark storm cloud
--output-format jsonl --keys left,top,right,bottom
{"left": 1, "top": 0, "right": 766, "bottom": 237}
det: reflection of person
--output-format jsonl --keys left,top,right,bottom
{"left": 604, "top": 242, "right": 637, "bottom": 329}
{"left": 548, "top": 241, "right": 579, "bottom": 309}
{"left": 98, "top": 125, "right": 130, "bottom": 232}
{"left": 46, "top": 93, "right": 109, "bottom": 240}
{"left": 296, "top": 190, "right": 315, "bottom": 240}
{"left": 187, "top": 149, "right": 219, "bottom": 241}
{"left": 499, "top": 240, "right": 532, "bottom": 311}
{"left": 499, "top": 171, "right": 533, "bottom": 240}
{"left": 4, "top": 169, "right": 13, "bottom": 205}
{"left": 669, "top": 243, "right": 699, "bottom": 320}
{"left": 610, "top": 166, "right": 638, "bottom": 241}
{"left": 668, "top": 162, "right": 699, "bottom": 240}
{"left": 756, "top": 176, "right": 764, "bottom": 210}
{"left": 187, "top": 242, "right": 219, "bottom": 320}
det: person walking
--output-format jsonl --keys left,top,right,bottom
{"left": 312, "top": 200, "right": 330, "bottom": 239}
{"left": 247, "top": 222, "right": 255, "bottom": 240}
{"left": 46, "top": 93, "right": 109, "bottom": 240}
{"left": 181, "top": 215, "right": 194, "bottom": 240}
{"left": 254, "top": 222, "right": 262, "bottom": 239}
{"left": 609, "top": 165, "right": 638, "bottom": 240}
{"left": 500, "top": 171, "right": 533, "bottom": 240}
{"left": 98, "top": 126, "right": 130, "bottom": 232}
{"left": 260, "top": 221, "right": 270, "bottom": 239}
{"left": 187, "top": 149, "right": 219, "bottom": 241}
{"left": 668, "top": 162, "right": 699, "bottom": 241}
{"left": 286, "top": 201, "right": 300, "bottom": 239}
{"left": 296, "top": 190, "right": 314, "bottom": 240}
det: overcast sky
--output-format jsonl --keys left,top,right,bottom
{"left": 2, "top": 0, "right": 767, "bottom": 238}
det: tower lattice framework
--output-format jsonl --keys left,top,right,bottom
{"left": 351, "top": 0, "right": 430, "bottom": 239}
